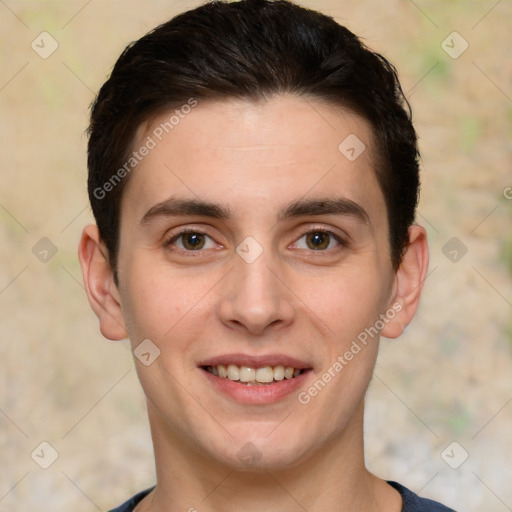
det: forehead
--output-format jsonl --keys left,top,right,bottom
{"left": 122, "top": 95, "right": 386, "bottom": 226}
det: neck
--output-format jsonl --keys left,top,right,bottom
{"left": 140, "top": 400, "right": 400, "bottom": 512}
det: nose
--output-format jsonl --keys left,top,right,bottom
{"left": 217, "top": 253, "right": 295, "bottom": 336}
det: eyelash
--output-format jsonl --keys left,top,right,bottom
{"left": 164, "top": 228, "right": 217, "bottom": 253}
{"left": 164, "top": 226, "right": 348, "bottom": 254}
{"left": 292, "top": 229, "right": 347, "bottom": 252}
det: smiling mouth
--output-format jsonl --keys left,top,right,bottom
{"left": 203, "top": 364, "right": 309, "bottom": 386}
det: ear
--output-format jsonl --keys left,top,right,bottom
{"left": 78, "top": 224, "right": 128, "bottom": 341}
{"left": 381, "top": 225, "right": 429, "bottom": 339}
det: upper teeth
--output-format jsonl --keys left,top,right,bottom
{"left": 206, "top": 364, "right": 302, "bottom": 383}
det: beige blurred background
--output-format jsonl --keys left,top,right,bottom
{"left": 1, "top": 1, "right": 511, "bottom": 511}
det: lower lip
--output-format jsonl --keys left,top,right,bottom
{"left": 200, "top": 368, "right": 311, "bottom": 405}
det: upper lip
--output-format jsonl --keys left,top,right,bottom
{"left": 198, "top": 353, "right": 311, "bottom": 369}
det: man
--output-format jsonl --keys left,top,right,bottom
{"left": 78, "top": 0, "right": 454, "bottom": 510}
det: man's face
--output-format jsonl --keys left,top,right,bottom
{"left": 116, "top": 95, "right": 397, "bottom": 470}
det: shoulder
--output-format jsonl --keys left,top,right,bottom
{"left": 388, "top": 481, "right": 457, "bottom": 512}
{"left": 107, "top": 487, "right": 154, "bottom": 512}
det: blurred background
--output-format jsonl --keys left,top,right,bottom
{"left": 1, "top": 1, "right": 511, "bottom": 510}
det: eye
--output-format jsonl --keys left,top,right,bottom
{"left": 167, "top": 231, "right": 217, "bottom": 251}
{"left": 293, "top": 230, "right": 343, "bottom": 251}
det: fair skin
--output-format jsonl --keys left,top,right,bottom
{"left": 79, "top": 95, "right": 428, "bottom": 512}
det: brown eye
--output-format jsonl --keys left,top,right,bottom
{"left": 305, "top": 231, "right": 331, "bottom": 250}
{"left": 180, "top": 232, "right": 206, "bottom": 250}
{"left": 167, "top": 231, "right": 215, "bottom": 251}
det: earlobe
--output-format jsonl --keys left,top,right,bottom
{"left": 381, "top": 225, "right": 429, "bottom": 339}
{"left": 78, "top": 224, "right": 128, "bottom": 341}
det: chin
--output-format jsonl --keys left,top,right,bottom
{"left": 209, "top": 428, "right": 315, "bottom": 472}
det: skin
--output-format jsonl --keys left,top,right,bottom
{"left": 79, "top": 95, "right": 428, "bottom": 512}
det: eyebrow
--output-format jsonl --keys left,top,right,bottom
{"left": 279, "top": 198, "right": 370, "bottom": 224}
{"left": 140, "top": 198, "right": 231, "bottom": 225}
{"left": 140, "top": 196, "right": 370, "bottom": 226}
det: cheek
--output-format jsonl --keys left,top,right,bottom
{"left": 295, "top": 268, "right": 387, "bottom": 429}
{"left": 296, "top": 262, "right": 392, "bottom": 344}
{"left": 118, "top": 253, "right": 213, "bottom": 343}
